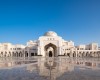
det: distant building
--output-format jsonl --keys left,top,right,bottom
{"left": 0, "top": 31, "right": 100, "bottom": 57}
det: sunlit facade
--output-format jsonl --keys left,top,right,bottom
{"left": 0, "top": 31, "right": 100, "bottom": 57}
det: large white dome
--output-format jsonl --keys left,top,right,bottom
{"left": 44, "top": 31, "right": 58, "bottom": 36}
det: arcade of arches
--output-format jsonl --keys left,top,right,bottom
{"left": 0, "top": 50, "right": 100, "bottom": 58}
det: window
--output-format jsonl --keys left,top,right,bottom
{"left": 17, "top": 48, "right": 21, "bottom": 50}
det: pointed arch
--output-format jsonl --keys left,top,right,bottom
{"left": 44, "top": 43, "right": 57, "bottom": 57}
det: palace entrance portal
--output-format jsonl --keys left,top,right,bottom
{"left": 44, "top": 43, "right": 57, "bottom": 57}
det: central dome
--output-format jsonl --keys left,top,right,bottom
{"left": 44, "top": 31, "right": 58, "bottom": 36}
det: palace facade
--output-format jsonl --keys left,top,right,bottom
{"left": 0, "top": 31, "right": 100, "bottom": 58}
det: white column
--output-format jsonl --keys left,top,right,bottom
{"left": 58, "top": 47, "right": 62, "bottom": 55}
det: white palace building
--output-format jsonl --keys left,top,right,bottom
{"left": 0, "top": 31, "right": 100, "bottom": 58}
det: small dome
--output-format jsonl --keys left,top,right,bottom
{"left": 44, "top": 31, "right": 58, "bottom": 36}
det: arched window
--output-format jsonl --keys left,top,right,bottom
{"left": 12, "top": 52, "right": 15, "bottom": 57}
{"left": 25, "top": 51, "right": 28, "bottom": 57}
{"left": 9, "top": 52, "right": 11, "bottom": 57}
{"left": 5, "top": 51, "right": 7, "bottom": 57}
{"left": 73, "top": 52, "right": 76, "bottom": 57}
{"left": 16, "top": 52, "right": 19, "bottom": 57}
{"left": 67, "top": 53, "right": 70, "bottom": 57}
{"left": 19, "top": 52, "right": 22, "bottom": 57}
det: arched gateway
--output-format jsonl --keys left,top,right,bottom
{"left": 44, "top": 43, "right": 57, "bottom": 57}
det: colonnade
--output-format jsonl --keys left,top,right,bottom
{"left": 65, "top": 51, "right": 100, "bottom": 58}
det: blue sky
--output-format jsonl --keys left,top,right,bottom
{"left": 0, "top": 0, "right": 100, "bottom": 45}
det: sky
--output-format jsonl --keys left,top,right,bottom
{"left": 0, "top": 0, "right": 100, "bottom": 46}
